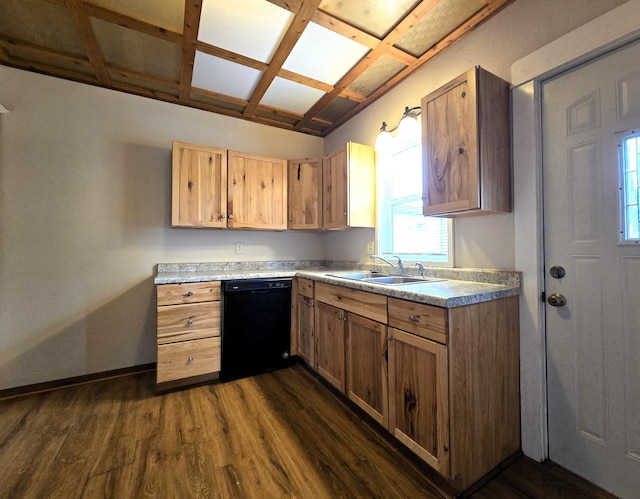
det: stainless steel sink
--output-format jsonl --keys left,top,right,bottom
{"left": 328, "top": 272, "right": 442, "bottom": 286}
{"left": 328, "top": 271, "right": 393, "bottom": 280}
{"left": 366, "top": 276, "right": 432, "bottom": 285}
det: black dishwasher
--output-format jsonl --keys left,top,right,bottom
{"left": 221, "top": 278, "right": 293, "bottom": 381}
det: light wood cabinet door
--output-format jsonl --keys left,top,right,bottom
{"left": 315, "top": 301, "right": 346, "bottom": 392}
{"left": 422, "top": 66, "right": 510, "bottom": 217}
{"left": 297, "top": 294, "right": 315, "bottom": 368}
{"left": 288, "top": 158, "right": 321, "bottom": 230}
{"left": 171, "top": 141, "right": 227, "bottom": 228}
{"left": 346, "top": 313, "right": 388, "bottom": 426}
{"left": 227, "top": 151, "right": 288, "bottom": 230}
{"left": 321, "top": 142, "right": 376, "bottom": 229}
{"left": 388, "top": 327, "right": 450, "bottom": 476}
{"left": 322, "top": 146, "right": 348, "bottom": 229}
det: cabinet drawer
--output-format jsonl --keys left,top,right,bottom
{"left": 315, "top": 282, "right": 387, "bottom": 323}
{"left": 388, "top": 298, "right": 447, "bottom": 344}
{"left": 157, "top": 336, "right": 221, "bottom": 384}
{"left": 297, "top": 278, "right": 314, "bottom": 298}
{"left": 157, "top": 302, "right": 220, "bottom": 344}
{"left": 157, "top": 281, "right": 221, "bottom": 306}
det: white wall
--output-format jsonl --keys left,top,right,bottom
{"left": 326, "top": 0, "right": 627, "bottom": 270}
{"left": 0, "top": 67, "right": 323, "bottom": 390}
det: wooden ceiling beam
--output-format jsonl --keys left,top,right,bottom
{"left": 0, "top": 35, "right": 90, "bottom": 69}
{"left": 191, "top": 87, "right": 249, "bottom": 108}
{"left": 295, "top": 0, "right": 440, "bottom": 132}
{"left": 64, "top": 0, "right": 111, "bottom": 85}
{"left": 178, "top": 0, "right": 203, "bottom": 103}
{"left": 242, "top": 0, "right": 323, "bottom": 118}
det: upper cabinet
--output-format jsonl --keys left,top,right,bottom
{"left": 422, "top": 67, "right": 511, "bottom": 217}
{"left": 227, "top": 151, "right": 288, "bottom": 230}
{"left": 171, "top": 142, "right": 287, "bottom": 230}
{"left": 171, "top": 141, "right": 227, "bottom": 228}
{"left": 288, "top": 157, "right": 321, "bottom": 230}
{"left": 171, "top": 141, "right": 375, "bottom": 232}
{"left": 322, "top": 142, "right": 376, "bottom": 230}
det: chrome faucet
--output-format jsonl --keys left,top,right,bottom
{"left": 370, "top": 254, "right": 404, "bottom": 275}
{"left": 416, "top": 262, "right": 424, "bottom": 277}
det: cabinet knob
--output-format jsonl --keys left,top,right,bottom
{"left": 228, "top": 214, "right": 234, "bottom": 220}
{"left": 219, "top": 214, "right": 227, "bottom": 219}
{"left": 409, "top": 314, "right": 417, "bottom": 322}
{"left": 187, "top": 319, "right": 194, "bottom": 326}
{"left": 188, "top": 357, "right": 194, "bottom": 364}
{"left": 184, "top": 291, "right": 194, "bottom": 297}
{"left": 386, "top": 334, "right": 392, "bottom": 341}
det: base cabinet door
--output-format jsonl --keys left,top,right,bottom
{"left": 346, "top": 313, "right": 388, "bottom": 426}
{"left": 315, "top": 301, "right": 346, "bottom": 392}
{"left": 388, "top": 328, "right": 450, "bottom": 476}
{"left": 297, "top": 294, "right": 315, "bottom": 368}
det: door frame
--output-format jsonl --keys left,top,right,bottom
{"left": 512, "top": 0, "right": 640, "bottom": 462}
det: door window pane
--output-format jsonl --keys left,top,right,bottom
{"left": 621, "top": 133, "right": 640, "bottom": 243}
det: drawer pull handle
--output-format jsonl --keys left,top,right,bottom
{"left": 187, "top": 319, "right": 194, "bottom": 326}
{"left": 188, "top": 357, "right": 194, "bottom": 364}
{"left": 409, "top": 314, "right": 417, "bottom": 322}
{"left": 185, "top": 291, "right": 194, "bottom": 297}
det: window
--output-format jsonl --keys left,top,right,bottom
{"left": 620, "top": 132, "right": 640, "bottom": 244}
{"left": 376, "top": 138, "right": 453, "bottom": 266}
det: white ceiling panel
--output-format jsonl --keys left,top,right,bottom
{"left": 198, "top": 0, "right": 293, "bottom": 63}
{"left": 260, "top": 77, "right": 325, "bottom": 115}
{"left": 192, "top": 51, "right": 262, "bottom": 100}
{"left": 282, "top": 22, "right": 369, "bottom": 85}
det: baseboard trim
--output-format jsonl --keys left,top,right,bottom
{"left": 0, "top": 363, "right": 156, "bottom": 401}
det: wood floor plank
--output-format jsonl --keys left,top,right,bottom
{"left": 0, "top": 363, "right": 617, "bottom": 499}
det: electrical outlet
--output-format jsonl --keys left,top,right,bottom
{"left": 235, "top": 242, "right": 244, "bottom": 254}
{"left": 366, "top": 241, "right": 375, "bottom": 255}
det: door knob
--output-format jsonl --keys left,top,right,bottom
{"left": 547, "top": 293, "right": 567, "bottom": 307}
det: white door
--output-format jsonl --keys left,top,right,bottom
{"left": 542, "top": 39, "right": 640, "bottom": 498}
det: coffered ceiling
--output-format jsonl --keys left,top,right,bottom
{"left": 0, "top": 0, "right": 514, "bottom": 136}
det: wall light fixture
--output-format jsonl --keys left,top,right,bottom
{"left": 374, "top": 106, "right": 421, "bottom": 152}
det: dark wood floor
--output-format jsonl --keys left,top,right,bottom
{"left": 0, "top": 363, "right": 616, "bottom": 499}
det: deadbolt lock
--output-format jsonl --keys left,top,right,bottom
{"left": 549, "top": 266, "right": 566, "bottom": 279}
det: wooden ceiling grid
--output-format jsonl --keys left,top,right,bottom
{"left": 0, "top": 0, "right": 514, "bottom": 136}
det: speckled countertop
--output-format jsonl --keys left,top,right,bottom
{"left": 154, "top": 260, "right": 520, "bottom": 308}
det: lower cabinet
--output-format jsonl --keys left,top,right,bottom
{"left": 387, "top": 327, "right": 449, "bottom": 474}
{"left": 315, "top": 301, "right": 346, "bottom": 392}
{"left": 345, "top": 313, "right": 388, "bottom": 427}
{"left": 298, "top": 280, "right": 520, "bottom": 492}
{"left": 295, "top": 278, "right": 315, "bottom": 368}
{"left": 156, "top": 281, "right": 222, "bottom": 390}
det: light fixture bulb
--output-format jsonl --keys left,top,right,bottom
{"left": 397, "top": 107, "right": 420, "bottom": 140}
{"left": 374, "top": 122, "right": 393, "bottom": 152}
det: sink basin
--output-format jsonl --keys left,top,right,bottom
{"left": 366, "top": 276, "right": 441, "bottom": 285}
{"left": 328, "top": 271, "right": 393, "bottom": 280}
{"left": 328, "top": 272, "right": 442, "bottom": 286}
